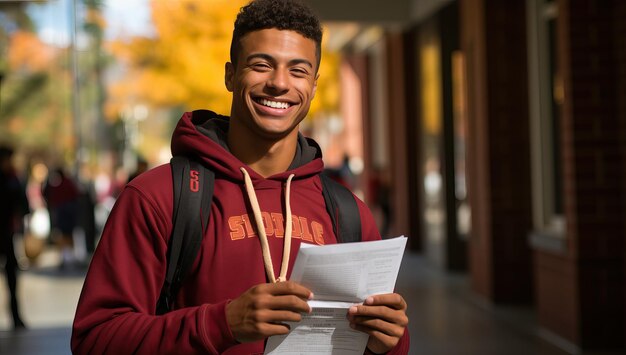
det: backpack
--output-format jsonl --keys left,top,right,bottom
{"left": 156, "top": 156, "right": 362, "bottom": 314}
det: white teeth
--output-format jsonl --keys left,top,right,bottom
{"left": 260, "top": 99, "right": 289, "bottom": 109}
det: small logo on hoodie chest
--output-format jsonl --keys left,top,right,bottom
{"left": 228, "top": 212, "right": 325, "bottom": 245}
{"left": 189, "top": 170, "right": 200, "bottom": 192}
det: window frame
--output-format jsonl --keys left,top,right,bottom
{"left": 527, "top": 0, "right": 565, "bottom": 236}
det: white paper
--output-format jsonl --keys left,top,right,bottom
{"left": 265, "top": 236, "right": 407, "bottom": 355}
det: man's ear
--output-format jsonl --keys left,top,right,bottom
{"left": 312, "top": 73, "right": 319, "bottom": 99}
{"left": 225, "top": 62, "right": 234, "bottom": 92}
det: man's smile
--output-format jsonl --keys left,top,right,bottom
{"left": 252, "top": 97, "right": 297, "bottom": 115}
{"left": 256, "top": 98, "right": 292, "bottom": 109}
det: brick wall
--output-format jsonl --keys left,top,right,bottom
{"left": 385, "top": 33, "right": 412, "bottom": 244}
{"left": 556, "top": 0, "right": 625, "bottom": 349}
{"left": 615, "top": 0, "right": 626, "bottom": 348}
{"left": 462, "top": 0, "right": 534, "bottom": 303}
{"left": 461, "top": 0, "right": 493, "bottom": 300}
{"left": 484, "top": 0, "right": 533, "bottom": 303}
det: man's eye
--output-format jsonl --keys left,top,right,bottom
{"left": 252, "top": 63, "right": 271, "bottom": 71}
{"left": 291, "top": 68, "right": 309, "bottom": 76}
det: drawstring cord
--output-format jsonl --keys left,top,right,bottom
{"left": 240, "top": 168, "right": 294, "bottom": 283}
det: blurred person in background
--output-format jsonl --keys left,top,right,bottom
{"left": 323, "top": 154, "right": 356, "bottom": 189}
{"left": 22, "top": 162, "right": 52, "bottom": 263}
{"left": 76, "top": 166, "right": 98, "bottom": 258}
{"left": 42, "top": 166, "right": 80, "bottom": 269}
{"left": 369, "top": 166, "right": 392, "bottom": 237}
{"left": 127, "top": 156, "right": 149, "bottom": 183}
{"left": 0, "top": 144, "right": 29, "bottom": 330}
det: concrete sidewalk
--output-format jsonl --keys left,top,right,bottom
{"left": 0, "top": 248, "right": 616, "bottom": 354}
{"left": 0, "top": 247, "right": 84, "bottom": 355}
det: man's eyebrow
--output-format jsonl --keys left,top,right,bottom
{"left": 246, "top": 53, "right": 313, "bottom": 69}
{"left": 289, "top": 58, "right": 314, "bottom": 69}
{"left": 246, "top": 53, "right": 274, "bottom": 63}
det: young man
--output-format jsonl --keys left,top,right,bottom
{"left": 71, "top": 0, "right": 409, "bottom": 353}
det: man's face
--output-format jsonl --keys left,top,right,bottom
{"left": 225, "top": 28, "right": 318, "bottom": 141}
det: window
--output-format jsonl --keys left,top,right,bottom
{"left": 527, "top": 0, "right": 565, "bottom": 235}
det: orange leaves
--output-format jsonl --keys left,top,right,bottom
{"left": 85, "top": 8, "right": 106, "bottom": 30}
{"left": 105, "top": 0, "right": 246, "bottom": 120}
{"left": 7, "top": 31, "right": 55, "bottom": 72}
{"left": 106, "top": 0, "right": 340, "bottom": 121}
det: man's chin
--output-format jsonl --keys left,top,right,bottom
{"left": 254, "top": 124, "right": 300, "bottom": 142}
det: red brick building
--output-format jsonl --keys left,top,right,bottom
{"left": 306, "top": 0, "right": 626, "bottom": 352}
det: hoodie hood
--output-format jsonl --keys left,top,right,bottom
{"left": 171, "top": 110, "right": 324, "bottom": 183}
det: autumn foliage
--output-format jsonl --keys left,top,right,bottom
{"left": 0, "top": 0, "right": 341, "bottom": 165}
{"left": 106, "top": 0, "right": 339, "bottom": 121}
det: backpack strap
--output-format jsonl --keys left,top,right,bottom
{"left": 320, "top": 173, "right": 362, "bottom": 243}
{"left": 156, "top": 160, "right": 360, "bottom": 314}
{"left": 156, "top": 156, "right": 214, "bottom": 315}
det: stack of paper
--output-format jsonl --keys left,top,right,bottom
{"left": 265, "top": 236, "right": 407, "bottom": 355}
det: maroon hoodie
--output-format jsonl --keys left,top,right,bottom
{"left": 71, "top": 111, "right": 409, "bottom": 354}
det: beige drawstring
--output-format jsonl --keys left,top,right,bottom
{"left": 240, "top": 168, "right": 294, "bottom": 283}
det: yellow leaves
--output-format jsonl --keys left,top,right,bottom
{"left": 85, "top": 8, "right": 106, "bottom": 29}
{"left": 151, "top": 0, "right": 241, "bottom": 42}
{"left": 137, "top": 70, "right": 188, "bottom": 104}
{"left": 106, "top": 0, "right": 247, "bottom": 120}
{"left": 309, "top": 46, "right": 340, "bottom": 118}
{"left": 106, "top": 0, "right": 340, "bottom": 122}
{"left": 7, "top": 31, "right": 55, "bottom": 72}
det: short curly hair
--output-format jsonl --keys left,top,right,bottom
{"left": 230, "top": 0, "right": 323, "bottom": 70}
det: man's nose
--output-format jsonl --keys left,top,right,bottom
{"left": 267, "top": 69, "right": 289, "bottom": 92}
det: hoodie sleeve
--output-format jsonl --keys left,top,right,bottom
{"left": 71, "top": 186, "right": 238, "bottom": 355}
{"left": 364, "top": 329, "right": 410, "bottom": 355}
{"left": 356, "top": 200, "right": 411, "bottom": 355}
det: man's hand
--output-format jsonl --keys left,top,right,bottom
{"left": 225, "top": 281, "right": 313, "bottom": 343}
{"left": 347, "top": 293, "right": 408, "bottom": 354}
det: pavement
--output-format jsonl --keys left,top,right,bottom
{"left": 0, "top": 246, "right": 622, "bottom": 354}
{"left": 0, "top": 247, "right": 84, "bottom": 354}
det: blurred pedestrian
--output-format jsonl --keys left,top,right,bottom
{"left": 323, "top": 154, "right": 355, "bottom": 189}
{"left": 369, "top": 166, "right": 392, "bottom": 236}
{"left": 0, "top": 144, "right": 29, "bottom": 330}
{"left": 127, "top": 156, "right": 148, "bottom": 183}
{"left": 42, "top": 166, "right": 80, "bottom": 268}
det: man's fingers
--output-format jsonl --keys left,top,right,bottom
{"left": 345, "top": 293, "right": 408, "bottom": 353}
{"left": 350, "top": 316, "right": 405, "bottom": 338}
{"left": 271, "top": 295, "right": 312, "bottom": 313}
{"left": 263, "top": 295, "right": 312, "bottom": 314}
{"left": 350, "top": 324, "right": 400, "bottom": 350}
{"left": 256, "top": 322, "right": 292, "bottom": 337}
{"left": 363, "top": 293, "right": 407, "bottom": 310}
{"left": 348, "top": 305, "right": 409, "bottom": 326}
{"left": 226, "top": 282, "right": 314, "bottom": 343}
{"left": 254, "top": 309, "right": 305, "bottom": 324}
{"left": 258, "top": 281, "right": 313, "bottom": 299}
{"left": 253, "top": 294, "right": 312, "bottom": 314}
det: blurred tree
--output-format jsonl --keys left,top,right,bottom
{"left": 77, "top": 0, "right": 115, "bottom": 166}
{"left": 106, "top": 0, "right": 339, "bottom": 122}
{"left": 1, "top": 0, "right": 342, "bottom": 174}
{"left": 0, "top": 2, "right": 72, "bottom": 153}
{"left": 0, "top": 0, "right": 111, "bottom": 171}
{"left": 0, "top": 2, "right": 34, "bottom": 65}
{"left": 0, "top": 2, "right": 37, "bottom": 119}
{"left": 1, "top": 29, "right": 75, "bottom": 159}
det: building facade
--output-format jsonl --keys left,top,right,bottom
{"left": 306, "top": 0, "right": 626, "bottom": 352}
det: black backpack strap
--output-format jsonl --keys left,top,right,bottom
{"left": 320, "top": 173, "right": 362, "bottom": 243}
{"left": 156, "top": 156, "right": 214, "bottom": 314}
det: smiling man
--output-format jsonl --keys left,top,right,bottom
{"left": 71, "top": 0, "right": 409, "bottom": 354}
